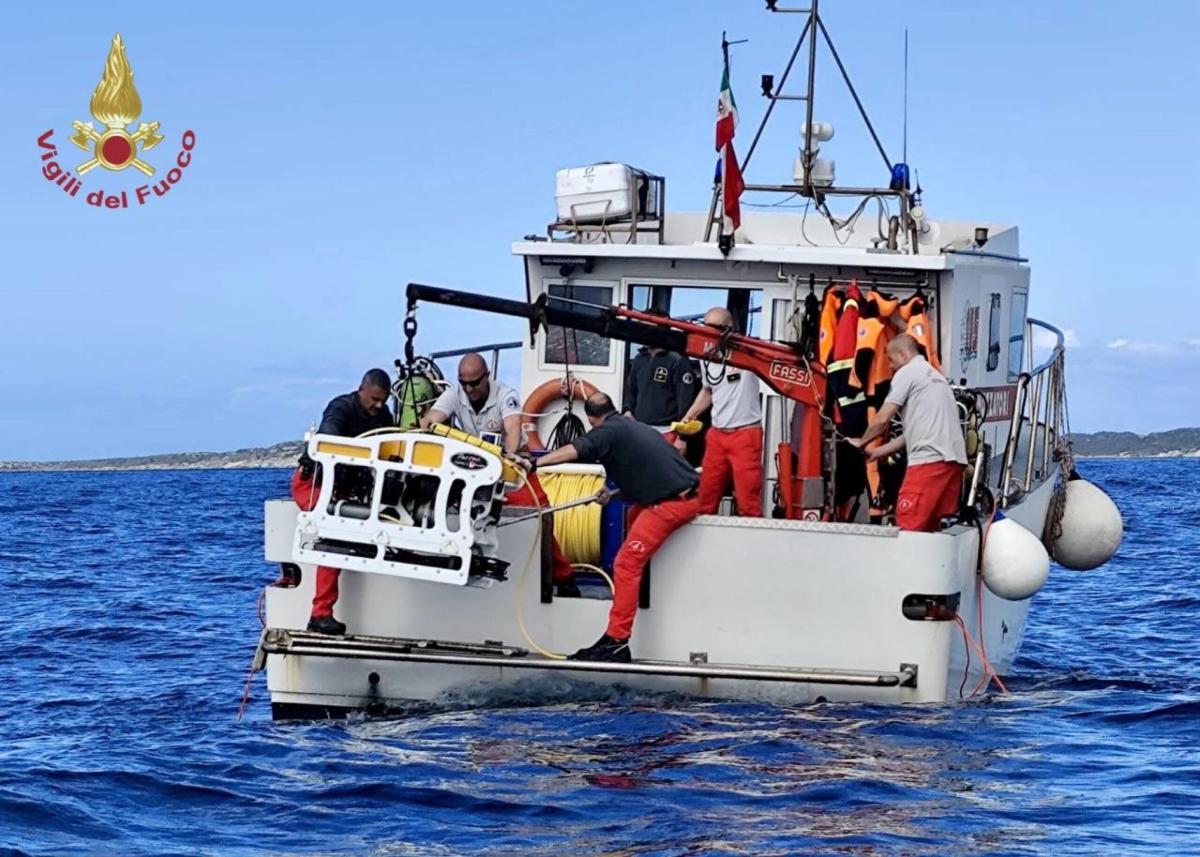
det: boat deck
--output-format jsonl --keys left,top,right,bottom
{"left": 258, "top": 628, "right": 918, "bottom": 689}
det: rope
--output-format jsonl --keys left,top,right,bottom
{"left": 953, "top": 614, "right": 1008, "bottom": 698}
{"left": 1042, "top": 368, "right": 1078, "bottom": 552}
{"left": 547, "top": 410, "right": 586, "bottom": 450}
{"left": 534, "top": 471, "right": 607, "bottom": 565}
{"left": 1043, "top": 479, "right": 1068, "bottom": 552}
{"left": 236, "top": 661, "right": 256, "bottom": 721}
{"left": 969, "top": 499, "right": 1009, "bottom": 696}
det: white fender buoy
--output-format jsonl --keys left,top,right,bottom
{"left": 982, "top": 517, "right": 1051, "bottom": 601}
{"left": 1051, "top": 480, "right": 1124, "bottom": 571}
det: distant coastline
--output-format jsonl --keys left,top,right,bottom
{"left": 0, "top": 441, "right": 304, "bottom": 473}
{"left": 0, "top": 430, "right": 1197, "bottom": 472}
{"left": 1071, "top": 428, "right": 1200, "bottom": 460}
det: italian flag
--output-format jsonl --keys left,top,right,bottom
{"left": 715, "top": 65, "right": 744, "bottom": 237}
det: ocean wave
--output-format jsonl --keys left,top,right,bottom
{"left": 0, "top": 461, "right": 1197, "bottom": 856}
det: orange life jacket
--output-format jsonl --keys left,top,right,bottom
{"left": 853, "top": 291, "right": 901, "bottom": 523}
{"left": 817, "top": 286, "right": 843, "bottom": 367}
{"left": 828, "top": 284, "right": 866, "bottom": 431}
{"left": 898, "top": 294, "right": 941, "bottom": 374}
{"left": 851, "top": 290, "right": 901, "bottom": 402}
{"left": 827, "top": 283, "right": 868, "bottom": 519}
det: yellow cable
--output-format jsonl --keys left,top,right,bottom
{"left": 510, "top": 475, "right": 618, "bottom": 660}
{"left": 513, "top": 469, "right": 567, "bottom": 660}
{"left": 354, "top": 426, "right": 416, "bottom": 438}
{"left": 570, "top": 562, "right": 615, "bottom": 594}
{"left": 534, "top": 471, "right": 607, "bottom": 566}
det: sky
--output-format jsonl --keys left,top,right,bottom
{"left": 2, "top": 1, "right": 1197, "bottom": 460}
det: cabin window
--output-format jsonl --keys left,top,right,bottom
{"left": 543, "top": 283, "right": 612, "bottom": 367}
{"left": 628, "top": 284, "right": 762, "bottom": 335}
{"left": 986, "top": 293, "right": 1002, "bottom": 372}
{"left": 1008, "top": 291, "right": 1027, "bottom": 381}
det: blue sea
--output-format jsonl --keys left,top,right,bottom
{"left": 1, "top": 459, "right": 1198, "bottom": 856}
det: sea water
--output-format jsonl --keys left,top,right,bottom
{"left": 1, "top": 460, "right": 1197, "bottom": 855}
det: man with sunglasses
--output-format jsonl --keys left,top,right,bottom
{"left": 421, "top": 353, "right": 578, "bottom": 594}
{"left": 422, "top": 353, "right": 522, "bottom": 453}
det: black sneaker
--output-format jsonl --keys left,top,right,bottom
{"left": 569, "top": 634, "right": 631, "bottom": 663}
{"left": 307, "top": 615, "right": 347, "bottom": 636}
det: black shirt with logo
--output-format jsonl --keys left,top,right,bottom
{"left": 572, "top": 413, "right": 700, "bottom": 505}
{"left": 623, "top": 349, "right": 697, "bottom": 428}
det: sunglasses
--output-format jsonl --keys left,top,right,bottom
{"left": 459, "top": 374, "right": 488, "bottom": 389}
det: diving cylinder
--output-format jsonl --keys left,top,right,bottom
{"left": 982, "top": 516, "right": 1051, "bottom": 601}
{"left": 394, "top": 374, "right": 438, "bottom": 429}
{"left": 1050, "top": 480, "right": 1123, "bottom": 571}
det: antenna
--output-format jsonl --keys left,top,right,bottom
{"left": 903, "top": 28, "right": 909, "bottom": 164}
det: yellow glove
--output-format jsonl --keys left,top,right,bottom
{"left": 670, "top": 419, "right": 703, "bottom": 437}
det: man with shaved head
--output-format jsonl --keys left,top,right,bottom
{"left": 422, "top": 352, "right": 522, "bottom": 453}
{"left": 526, "top": 392, "right": 700, "bottom": 662}
{"left": 677, "top": 306, "right": 764, "bottom": 517}
{"left": 850, "top": 333, "right": 968, "bottom": 531}
{"left": 421, "top": 352, "right": 578, "bottom": 593}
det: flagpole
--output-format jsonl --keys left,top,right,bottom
{"left": 703, "top": 32, "right": 732, "bottom": 244}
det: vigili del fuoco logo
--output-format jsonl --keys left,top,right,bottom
{"left": 36, "top": 34, "right": 195, "bottom": 209}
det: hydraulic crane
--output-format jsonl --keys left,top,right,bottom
{"left": 404, "top": 282, "right": 828, "bottom": 519}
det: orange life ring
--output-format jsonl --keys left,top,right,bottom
{"left": 521, "top": 378, "right": 600, "bottom": 450}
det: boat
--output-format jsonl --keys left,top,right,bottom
{"left": 250, "top": 2, "right": 1123, "bottom": 719}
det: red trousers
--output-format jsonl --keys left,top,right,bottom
{"left": 698, "top": 425, "right": 763, "bottom": 517}
{"left": 896, "top": 461, "right": 964, "bottom": 532}
{"left": 505, "top": 475, "right": 575, "bottom": 584}
{"left": 290, "top": 468, "right": 343, "bottom": 618}
{"left": 606, "top": 494, "right": 699, "bottom": 639}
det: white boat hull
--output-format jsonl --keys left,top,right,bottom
{"left": 259, "top": 476, "right": 1057, "bottom": 717}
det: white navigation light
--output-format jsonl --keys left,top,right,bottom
{"left": 911, "top": 205, "right": 942, "bottom": 245}
{"left": 802, "top": 121, "right": 835, "bottom": 145}
{"left": 795, "top": 122, "right": 836, "bottom": 186}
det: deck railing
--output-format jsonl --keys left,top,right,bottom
{"left": 998, "top": 318, "right": 1068, "bottom": 506}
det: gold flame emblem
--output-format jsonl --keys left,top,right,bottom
{"left": 69, "top": 35, "right": 163, "bottom": 176}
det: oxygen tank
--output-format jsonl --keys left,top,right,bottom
{"left": 394, "top": 374, "right": 438, "bottom": 429}
{"left": 1050, "top": 479, "right": 1123, "bottom": 571}
{"left": 982, "top": 516, "right": 1051, "bottom": 601}
{"left": 392, "top": 356, "right": 445, "bottom": 429}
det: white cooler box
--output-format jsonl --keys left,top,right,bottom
{"left": 555, "top": 163, "right": 657, "bottom": 224}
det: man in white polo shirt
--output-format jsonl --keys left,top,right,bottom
{"left": 850, "top": 333, "right": 967, "bottom": 531}
{"left": 421, "top": 352, "right": 578, "bottom": 593}
{"left": 678, "top": 307, "right": 764, "bottom": 517}
{"left": 421, "top": 353, "right": 523, "bottom": 453}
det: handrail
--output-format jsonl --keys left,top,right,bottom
{"left": 429, "top": 341, "right": 522, "bottom": 378}
{"left": 998, "top": 317, "right": 1068, "bottom": 506}
{"left": 1027, "top": 318, "right": 1064, "bottom": 375}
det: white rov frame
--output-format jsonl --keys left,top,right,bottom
{"left": 292, "top": 431, "right": 506, "bottom": 586}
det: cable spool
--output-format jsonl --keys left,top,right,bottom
{"left": 535, "top": 471, "right": 606, "bottom": 566}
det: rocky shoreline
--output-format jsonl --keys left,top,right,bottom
{"left": 0, "top": 441, "right": 304, "bottom": 473}
{"left": 0, "top": 430, "right": 1196, "bottom": 472}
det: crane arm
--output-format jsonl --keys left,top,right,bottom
{"left": 405, "top": 283, "right": 825, "bottom": 408}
